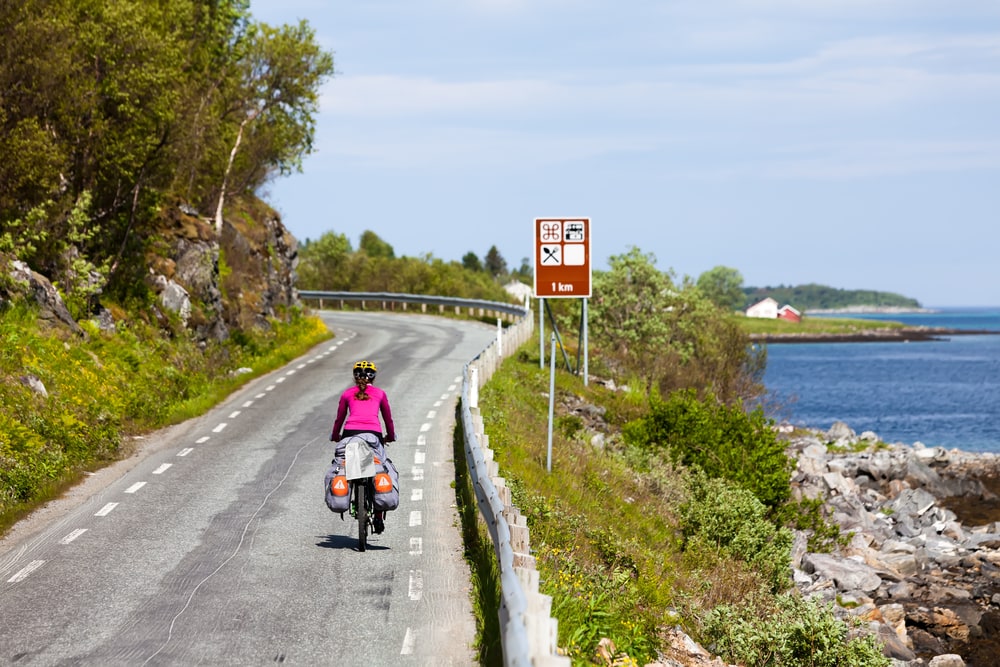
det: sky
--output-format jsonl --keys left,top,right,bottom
{"left": 249, "top": 0, "right": 1000, "bottom": 307}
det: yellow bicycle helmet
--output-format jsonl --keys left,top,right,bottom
{"left": 353, "top": 360, "right": 377, "bottom": 381}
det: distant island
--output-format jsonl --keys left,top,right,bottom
{"left": 742, "top": 283, "right": 922, "bottom": 313}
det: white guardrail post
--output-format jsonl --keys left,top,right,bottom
{"left": 302, "top": 291, "right": 567, "bottom": 665}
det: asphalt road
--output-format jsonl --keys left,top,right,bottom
{"left": 0, "top": 311, "right": 497, "bottom": 666}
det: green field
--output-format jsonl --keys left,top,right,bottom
{"left": 737, "top": 315, "right": 907, "bottom": 336}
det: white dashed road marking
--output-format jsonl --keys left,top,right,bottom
{"left": 228, "top": 411, "right": 241, "bottom": 419}
{"left": 152, "top": 464, "right": 172, "bottom": 475}
{"left": 414, "top": 452, "right": 425, "bottom": 465}
{"left": 212, "top": 423, "right": 227, "bottom": 433}
{"left": 178, "top": 448, "right": 194, "bottom": 457}
{"left": 95, "top": 503, "right": 118, "bottom": 516}
{"left": 7, "top": 560, "right": 44, "bottom": 583}
{"left": 412, "top": 468, "right": 424, "bottom": 481}
{"left": 408, "top": 570, "right": 423, "bottom": 601}
{"left": 419, "top": 423, "right": 430, "bottom": 432}
{"left": 409, "top": 537, "right": 423, "bottom": 556}
{"left": 125, "top": 482, "right": 146, "bottom": 494}
{"left": 411, "top": 489, "right": 422, "bottom": 501}
{"left": 409, "top": 511, "right": 422, "bottom": 527}
{"left": 400, "top": 628, "right": 415, "bottom": 655}
{"left": 196, "top": 436, "right": 210, "bottom": 444}
{"left": 242, "top": 400, "right": 254, "bottom": 408}
{"left": 60, "top": 529, "right": 87, "bottom": 544}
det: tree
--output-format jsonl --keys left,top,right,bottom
{"left": 590, "top": 247, "right": 764, "bottom": 402}
{"left": 213, "top": 19, "right": 334, "bottom": 232}
{"left": 296, "top": 231, "right": 352, "bottom": 289}
{"left": 484, "top": 245, "right": 507, "bottom": 278}
{"left": 358, "top": 230, "right": 395, "bottom": 259}
{"left": 462, "top": 252, "right": 483, "bottom": 272}
{"left": 697, "top": 265, "right": 745, "bottom": 311}
{"left": 589, "top": 247, "right": 677, "bottom": 390}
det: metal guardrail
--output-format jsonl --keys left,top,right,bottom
{"left": 463, "top": 314, "right": 569, "bottom": 666}
{"left": 298, "top": 290, "right": 528, "bottom": 318}
{"left": 307, "top": 291, "right": 565, "bottom": 665}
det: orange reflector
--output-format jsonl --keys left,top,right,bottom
{"left": 331, "top": 476, "right": 349, "bottom": 496}
{"left": 374, "top": 473, "right": 392, "bottom": 492}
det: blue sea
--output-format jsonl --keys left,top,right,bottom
{"left": 762, "top": 308, "right": 1000, "bottom": 453}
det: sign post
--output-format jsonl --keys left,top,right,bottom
{"left": 533, "top": 217, "right": 591, "bottom": 387}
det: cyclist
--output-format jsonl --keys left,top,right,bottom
{"left": 330, "top": 360, "right": 396, "bottom": 533}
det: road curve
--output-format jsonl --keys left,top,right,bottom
{"left": 0, "top": 311, "right": 496, "bottom": 666}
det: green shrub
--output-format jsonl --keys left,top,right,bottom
{"left": 623, "top": 389, "right": 792, "bottom": 508}
{"left": 702, "top": 593, "right": 891, "bottom": 667}
{"left": 679, "top": 473, "right": 792, "bottom": 592}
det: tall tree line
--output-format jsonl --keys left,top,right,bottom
{"left": 0, "top": 0, "right": 333, "bottom": 303}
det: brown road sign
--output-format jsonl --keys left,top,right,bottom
{"left": 534, "top": 218, "right": 591, "bottom": 298}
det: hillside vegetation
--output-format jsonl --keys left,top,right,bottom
{"left": 465, "top": 248, "right": 890, "bottom": 666}
{"left": 743, "top": 284, "right": 921, "bottom": 311}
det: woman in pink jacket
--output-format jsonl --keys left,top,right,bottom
{"left": 330, "top": 360, "right": 396, "bottom": 445}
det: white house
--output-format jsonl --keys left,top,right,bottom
{"left": 504, "top": 280, "right": 533, "bottom": 304}
{"left": 746, "top": 297, "right": 779, "bottom": 319}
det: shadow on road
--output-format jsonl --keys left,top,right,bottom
{"left": 316, "top": 533, "right": 389, "bottom": 552}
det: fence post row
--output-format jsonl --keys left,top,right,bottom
{"left": 463, "top": 312, "right": 568, "bottom": 666}
{"left": 303, "top": 291, "right": 567, "bottom": 665}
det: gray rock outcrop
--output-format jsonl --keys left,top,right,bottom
{"left": 786, "top": 425, "right": 1000, "bottom": 665}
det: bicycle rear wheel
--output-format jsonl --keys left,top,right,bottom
{"left": 356, "top": 482, "right": 368, "bottom": 551}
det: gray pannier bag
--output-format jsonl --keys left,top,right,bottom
{"left": 373, "top": 456, "right": 399, "bottom": 511}
{"left": 324, "top": 461, "right": 350, "bottom": 514}
{"left": 326, "top": 434, "right": 391, "bottom": 514}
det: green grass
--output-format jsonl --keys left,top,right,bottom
{"left": 0, "top": 305, "right": 332, "bottom": 535}
{"left": 472, "top": 338, "right": 889, "bottom": 666}
{"left": 737, "top": 315, "right": 906, "bottom": 336}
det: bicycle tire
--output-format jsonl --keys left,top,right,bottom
{"left": 357, "top": 481, "right": 368, "bottom": 551}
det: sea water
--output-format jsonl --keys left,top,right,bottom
{"left": 762, "top": 308, "right": 1000, "bottom": 453}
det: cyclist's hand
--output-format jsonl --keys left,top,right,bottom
{"left": 385, "top": 434, "right": 396, "bottom": 444}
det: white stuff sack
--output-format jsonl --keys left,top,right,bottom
{"left": 344, "top": 438, "right": 376, "bottom": 480}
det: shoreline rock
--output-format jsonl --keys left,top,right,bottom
{"left": 751, "top": 328, "right": 1000, "bottom": 344}
{"left": 784, "top": 421, "right": 1000, "bottom": 666}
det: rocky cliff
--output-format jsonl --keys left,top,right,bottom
{"left": 2, "top": 196, "right": 300, "bottom": 341}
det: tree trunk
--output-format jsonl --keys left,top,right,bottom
{"left": 214, "top": 108, "right": 258, "bottom": 234}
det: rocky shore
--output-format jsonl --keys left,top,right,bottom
{"left": 783, "top": 422, "right": 1000, "bottom": 666}
{"left": 647, "top": 423, "right": 1000, "bottom": 667}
